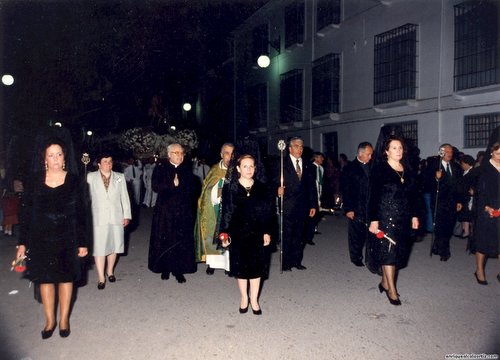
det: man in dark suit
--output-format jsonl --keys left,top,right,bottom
{"left": 275, "top": 137, "right": 317, "bottom": 271}
{"left": 340, "top": 142, "right": 373, "bottom": 267}
{"left": 425, "top": 144, "right": 463, "bottom": 261}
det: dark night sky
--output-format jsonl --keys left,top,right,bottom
{"left": 1, "top": 0, "right": 266, "bottom": 138}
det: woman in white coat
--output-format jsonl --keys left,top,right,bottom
{"left": 87, "top": 153, "right": 132, "bottom": 289}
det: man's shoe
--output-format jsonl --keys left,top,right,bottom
{"left": 175, "top": 274, "right": 186, "bottom": 283}
{"left": 295, "top": 264, "right": 307, "bottom": 270}
{"left": 440, "top": 256, "right": 450, "bottom": 262}
{"left": 206, "top": 267, "right": 215, "bottom": 275}
{"left": 353, "top": 260, "right": 364, "bottom": 267}
{"left": 282, "top": 267, "right": 292, "bottom": 271}
{"left": 161, "top": 272, "right": 170, "bottom": 280}
{"left": 306, "top": 240, "right": 316, "bottom": 245}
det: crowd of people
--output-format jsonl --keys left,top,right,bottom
{"left": 10, "top": 125, "right": 499, "bottom": 339}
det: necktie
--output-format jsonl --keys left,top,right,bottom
{"left": 296, "top": 159, "right": 302, "bottom": 180}
{"left": 318, "top": 166, "right": 323, "bottom": 185}
{"left": 132, "top": 166, "right": 136, "bottom": 178}
{"left": 202, "top": 166, "right": 206, "bottom": 179}
{"left": 446, "top": 163, "right": 451, "bottom": 177}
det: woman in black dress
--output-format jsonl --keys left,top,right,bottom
{"left": 15, "top": 139, "right": 88, "bottom": 338}
{"left": 472, "top": 141, "right": 500, "bottom": 285}
{"left": 220, "top": 154, "right": 273, "bottom": 315}
{"left": 367, "top": 136, "right": 419, "bottom": 305}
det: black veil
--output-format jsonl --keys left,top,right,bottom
{"left": 481, "top": 125, "right": 500, "bottom": 166}
{"left": 30, "top": 126, "right": 79, "bottom": 176}
{"left": 219, "top": 137, "right": 269, "bottom": 233}
{"left": 372, "top": 124, "right": 413, "bottom": 171}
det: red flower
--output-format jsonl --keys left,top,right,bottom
{"left": 14, "top": 265, "right": 26, "bottom": 273}
{"left": 492, "top": 210, "right": 500, "bottom": 218}
{"left": 376, "top": 231, "right": 385, "bottom": 239}
{"left": 219, "top": 233, "right": 229, "bottom": 241}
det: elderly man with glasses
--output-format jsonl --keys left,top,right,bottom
{"left": 148, "top": 143, "right": 199, "bottom": 283}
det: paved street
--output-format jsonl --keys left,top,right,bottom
{"left": 1, "top": 208, "right": 498, "bottom": 360}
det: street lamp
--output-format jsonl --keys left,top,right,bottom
{"left": 257, "top": 55, "right": 271, "bottom": 68}
{"left": 183, "top": 102, "right": 192, "bottom": 112}
{"left": 86, "top": 130, "right": 93, "bottom": 136}
{"left": 256, "top": 37, "right": 281, "bottom": 68}
{"left": 1, "top": 74, "right": 14, "bottom": 86}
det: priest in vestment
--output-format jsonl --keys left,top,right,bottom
{"left": 194, "top": 143, "right": 234, "bottom": 274}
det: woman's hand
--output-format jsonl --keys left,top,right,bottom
{"left": 277, "top": 186, "right": 285, "bottom": 197}
{"left": 411, "top": 217, "right": 419, "bottom": 230}
{"left": 435, "top": 169, "right": 443, "bottom": 180}
{"left": 78, "top": 247, "right": 88, "bottom": 257}
{"left": 484, "top": 206, "right": 496, "bottom": 217}
{"left": 123, "top": 219, "right": 130, "bottom": 227}
{"left": 368, "top": 221, "right": 379, "bottom": 234}
{"left": 263, "top": 234, "right": 271, "bottom": 247}
{"left": 16, "top": 245, "right": 26, "bottom": 260}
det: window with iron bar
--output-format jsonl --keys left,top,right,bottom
{"left": 312, "top": 53, "right": 340, "bottom": 116}
{"left": 374, "top": 24, "right": 418, "bottom": 105}
{"left": 390, "top": 120, "right": 418, "bottom": 148}
{"left": 316, "top": 0, "right": 341, "bottom": 31}
{"left": 285, "top": 0, "right": 305, "bottom": 49}
{"left": 464, "top": 113, "right": 500, "bottom": 148}
{"left": 280, "top": 69, "right": 303, "bottom": 123}
{"left": 454, "top": 1, "right": 500, "bottom": 91}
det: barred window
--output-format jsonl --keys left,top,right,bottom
{"left": 316, "top": 0, "right": 341, "bottom": 31}
{"left": 252, "top": 24, "right": 269, "bottom": 61}
{"left": 285, "top": 1, "right": 304, "bottom": 48}
{"left": 454, "top": 1, "right": 500, "bottom": 91}
{"left": 390, "top": 120, "right": 418, "bottom": 148}
{"left": 374, "top": 24, "right": 418, "bottom": 105}
{"left": 312, "top": 53, "right": 340, "bottom": 116}
{"left": 464, "top": 113, "right": 500, "bottom": 148}
{"left": 247, "top": 83, "right": 267, "bottom": 130}
{"left": 280, "top": 69, "right": 303, "bottom": 123}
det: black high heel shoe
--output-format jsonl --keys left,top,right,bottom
{"left": 252, "top": 308, "right": 262, "bottom": 315}
{"left": 59, "top": 325, "right": 70, "bottom": 338}
{"left": 250, "top": 302, "right": 262, "bottom": 315}
{"left": 378, "top": 283, "right": 388, "bottom": 293}
{"left": 97, "top": 281, "right": 105, "bottom": 290}
{"left": 107, "top": 274, "right": 116, "bottom": 283}
{"left": 385, "top": 291, "right": 401, "bottom": 306}
{"left": 474, "top": 272, "right": 488, "bottom": 285}
{"left": 41, "top": 326, "right": 56, "bottom": 339}
{"left": 239, "top": 305, "right": 249, "bottom": 314}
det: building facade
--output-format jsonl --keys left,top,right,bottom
{"left": 231, "top": 0, "right": 500, "bottom": 160}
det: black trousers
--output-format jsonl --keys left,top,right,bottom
{"left": 432, "top": 236, "right": 451, "bottom": 257}
{"left": 348, "top": 220, "right": 368, "bottom": 263}
{"left": 282, "top": 213, "right": 307, "bottom": 268}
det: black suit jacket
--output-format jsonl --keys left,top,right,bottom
{"left": 274, "top": 155, "right": 317, "bottom": 217}
{"left": 340, "top": 159, "right": 370, "bottom": 219}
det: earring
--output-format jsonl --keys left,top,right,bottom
{"left": 45, "top": 161, "right": 48, "bottom": 171}
{"left": 63, "top": 161, "right": 66, "bottom": 170}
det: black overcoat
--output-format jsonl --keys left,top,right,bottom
{"left": 148, "top": 161, "right": 198, "bottom": 275}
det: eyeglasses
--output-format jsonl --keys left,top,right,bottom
{"left": 169, "top": 151, "right": 184, "bottom": 155}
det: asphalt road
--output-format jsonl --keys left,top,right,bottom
{"left": 1, "top": 208, "right": 498, "bottom": 360}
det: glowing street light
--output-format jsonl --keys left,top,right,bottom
{"left": 257, "top": 55, "right": 271, "bottom": 68}
{"left": 1, "top": 74, "right": 14, "bottom": 86}
{"left": 54, "top": 122, "right": 62, "bottom": 127}
{"left": 183, "top": 102, "right": 192, "bottom": 112}
{"left": 86, "top": 130, "right": 93, "bottom": 136}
